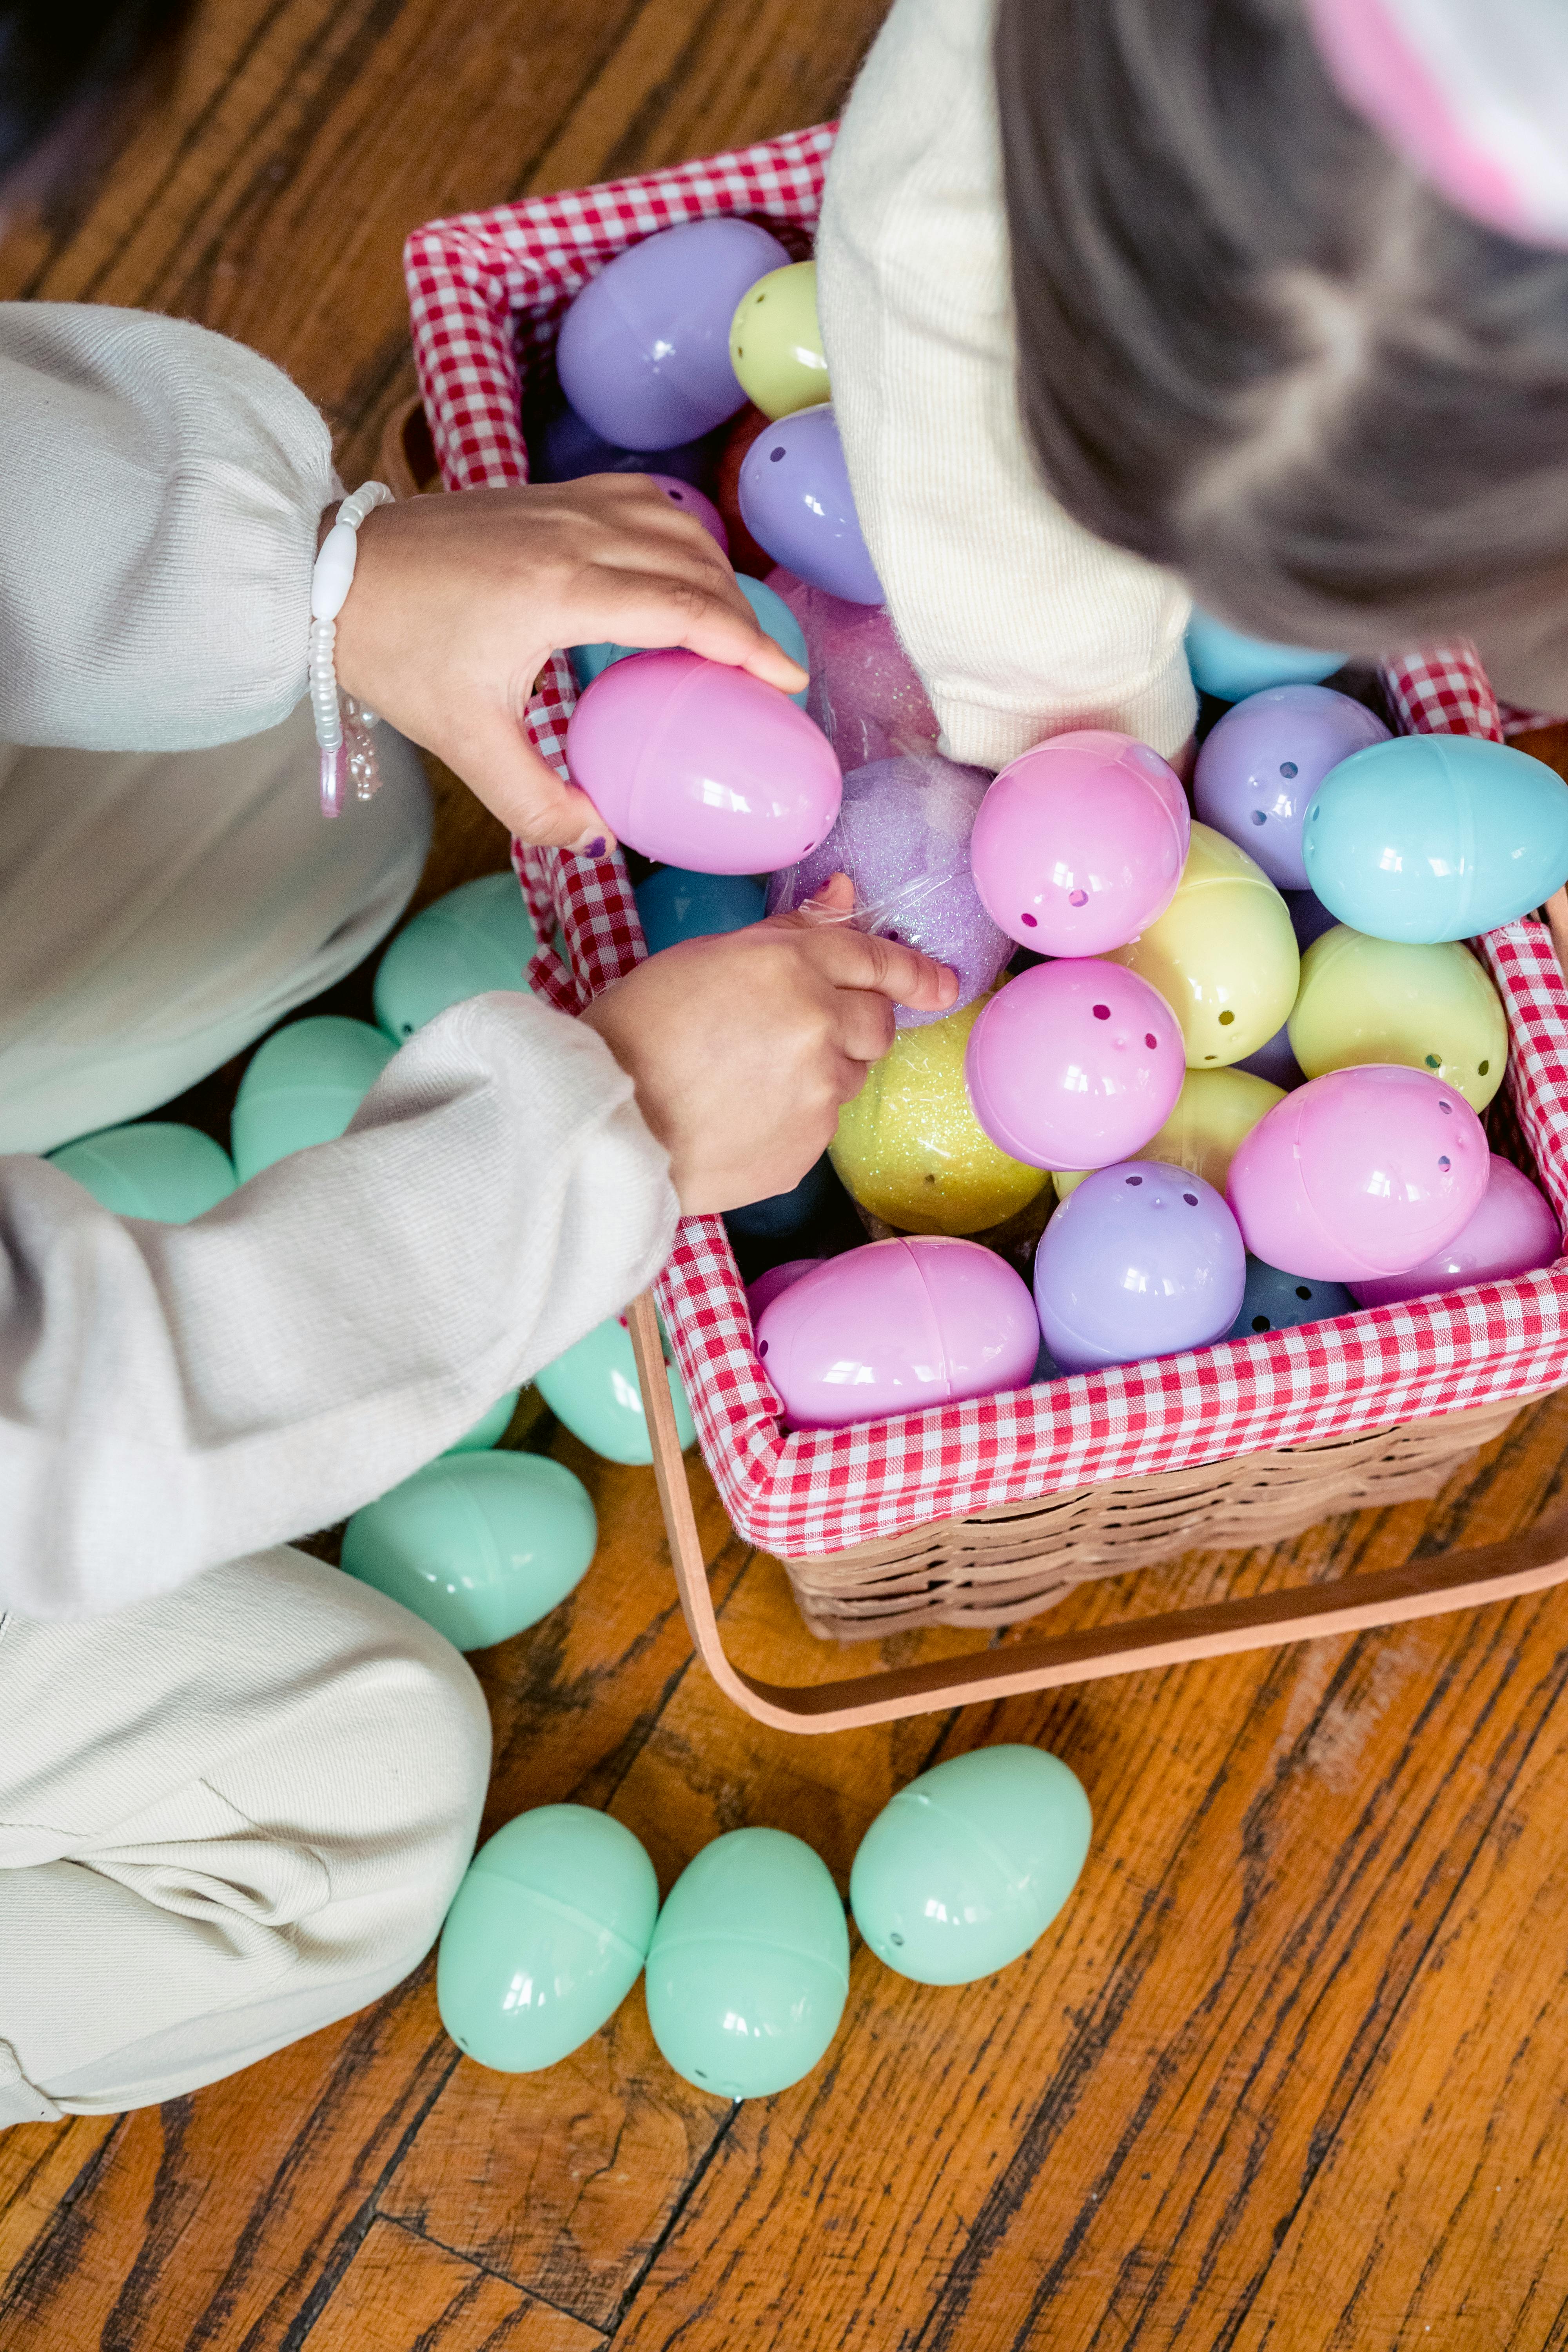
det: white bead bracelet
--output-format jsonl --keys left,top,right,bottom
{"left": 310, "top": 480, "right": 394, "bottom": 818}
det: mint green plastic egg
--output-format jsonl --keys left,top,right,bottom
{"left": 849, "top": 1745, "right": 1092, "bottom": 1985}
{"left": 437, "top": 1805, "right": 659, "bottom": 2072}
{"left": 445, "top": 1389, "right": 522, "bottom": 1454}
{"left": 644, "top": 1828, "right": 849, "bottom": 2100}
{"left": 340, "top": 1451, "right": 596, "bottom": 1650}
{"left": 231, "top": 1016, "right": 396, "bottom": 1181}
{"left": 373, "top": 873, "right": 539, "bottom": 1042}
{"left": 534, "top": 1314, "right": 696, "bottom": 1464}
{"left": 49, "top": 1122, "right": 236, "bottom": 1222}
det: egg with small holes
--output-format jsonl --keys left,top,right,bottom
{"left": 1226, "top": 1258, "right": 1356, "bottom": 1341}
{"left": 1288, "top": 927, "right": 1508, "bottom": 1111}
{"left": 1349, "top": 1154, "right": 1561, "bottom": 1308}
{"left": 964, "top": 960, "right": 1185, "bottom": 1172}
{"left": 1194, "top": 685, "right": 1389, "bottom": 890}
{"left": 969, "top": 730, "right": 1191, "bottom": 955}
{"left": 1033, "top": 1161, "right": 1247, "bottom": 1372}
{"left": 737, "top": 405, "right": 883, "bottom": 605}
{"left": 1101, "top": 823, "right": 1299, "bottom": 1068}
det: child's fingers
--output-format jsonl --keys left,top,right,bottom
{"left": 807, "top": 923, "right": 960, "bottom": 1013}
{"left": 443, "top": 707, "right": 616, "bottom": 852}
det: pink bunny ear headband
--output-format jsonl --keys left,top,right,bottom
{"left": 1305, "top": 0, "right": 1568, "bottom": 247}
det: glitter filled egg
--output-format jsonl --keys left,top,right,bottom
{"left": 969, "top": 730, "right": 1191, "bottom": 955}
{"left": 1102, "top": 822, "right": 1299, "bottom": 1067}
{"left": 964, "top": 959, "right": 1185, "bottom": 1172}
{"left": 769, "top": 569, "right": 940, "bottom": 771}
{"left": 1194, "top": 684, "right": 1389, "bottom": 890}
{"left": 1348, "top": 1155, "right": 1561, "bottom": 1308}
{"left": 1033, "top": 1160, "right": 1247, "bottom": 1372}
{"left": 1288, "top": 927, "right": 1508, "bottom": 1111}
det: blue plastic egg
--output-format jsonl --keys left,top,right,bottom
{"left": 533, "top": 1312, "right": 696, "bottom": 1465}
{"left": 1186, "top": 609, "right": 1345, "bottom": 702}
{"left": 340, "top": 1452, "right": 596, "bottom": 1650}
{"left": 644, "top": 1828, "right": 849, "bottom": 2099}
{"left": 437, "top": 1806, "right": 659, "bottom": 2073}
{"left": 1226, "top": 1256, "right": 1356, "bottom": 1339}
{"left": 374, "top": 874, "right": 538, "bottom": 1042}
{"left": 634, "top": 868, "right": 766, "bottom": 954}
{"left": 49, "top": 1121, "right": 236, "bottom": 1221}
{"left": 1303, "top": 734, "right": 1568, "bottom": 942}
{"left": 232, "top": 1016, "right": 397, "bottom": 1181}
{"left": 850, "top": 1745, "right": 1092, "bottom": 1985}
{"left": 445, "top": 1390, "right": 522, "bottom": 1454}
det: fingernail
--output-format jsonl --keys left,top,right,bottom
{"left": 571, "top": 829, "right": 611, "bottom": 859}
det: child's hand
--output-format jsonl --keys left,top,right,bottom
{"left": 581, "top": 876, "right": 960, "bottom": 1212}
{"left": 331, "top": 480, "right": 807, "bottom": 853}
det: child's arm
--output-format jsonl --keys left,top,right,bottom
{"left": 815, "top": 0, "right": 1195, "bottom": 769}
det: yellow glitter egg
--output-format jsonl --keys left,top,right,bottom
{"left": 1102, "top": 822, "right": 1299, "bottom": 1067}
{"left": 830, "top": 998, "right": 1049, "bottom": 1235}
{"left": 728, "top": 261, "right": 831, "bottom": 421}
{"left": 1288, "top": 926, "right": 1508, "bottom": 1111}
{"left": 1053, "top": 1067, "right": 1285, "bottom": 1201}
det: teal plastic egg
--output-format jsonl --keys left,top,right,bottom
{"left": 373, "top": 873, "right": 539, "bottom": 1042}
{"left": 644, "top": 1828, "right": 849, "bottom": 2099}
{"left": 534, "top": 1313, "right": 696, "bottom": 1464}
{"left": 1185, "top": 608, "right": 1344, "bottom": 702}
{"left": 231, "top": 1016, "right": 397, "bottom": 1181}
{"left": 437, "top": 1805, "right": 659, "bottom": 2072}
{"left": 570, "top": 577, "right": 810, "bottom": 708}
{"left": 849, "top": 1745, "right": 1092, "bottom": 1985}
{"left": 49, "top": 1122, "right": 236, "bottom": 1222}
{"left": 445, "top": 1389, "right": 522, "bottom": 1454}
{"left": 340, "top": 1451, "right": 596, "bottom": 1650}
{"left": 1303, "top": 734, "right": 1568, "bottom": 943}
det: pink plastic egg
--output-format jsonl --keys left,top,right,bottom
{"left": 753, "top": 1236, "right": 1040, "bottom": 1430}
{"left": 566, "top": 649, "right": 842, "bottom": 873}
{"left": 746, "top": 1258, "right": 824, "bottom": 1319}
{"left": 1225, "top": 1064, "right": 1490, "bottom": 1281}
{"left": 969, "top": 731, "right": 1191, "bottom": 955}
{"left": 964, "top": 960, "right": 1185, "bottom": 1172}
{"left": 648, "top": 474, "right": 729, "bottom": 553}
{"left": 1349, "top": 1156, "right": 1561, "bottom": 1307}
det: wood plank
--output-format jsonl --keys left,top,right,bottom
{"left": 307, "top": 2217, "right": 603, "bottom": 2351}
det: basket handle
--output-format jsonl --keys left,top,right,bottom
{"left": 627, "top": 1292, "right": 1568, "bottom": 1734}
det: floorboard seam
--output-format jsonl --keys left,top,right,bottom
{"left": 606, "top": 2103, "right": 742, "bottom": 2337}
{"left": 379, "top": 2215, "right": 609, "bottom": 2334}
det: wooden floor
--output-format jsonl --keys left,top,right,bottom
{"left": 6, "top": 0, "right": 1568, "bottom": 2343}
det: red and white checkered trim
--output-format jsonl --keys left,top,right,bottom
{"left": 407, "top": 130, "right": 1568, "bottom": 1559}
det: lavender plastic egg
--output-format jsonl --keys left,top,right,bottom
{"left": 1033, "top": 1161, "right": 1247, "bottom": 1372}
{"left": 964, "top": 960, "right": 1185, "bottom": 1172}
{"left": 1225, "top": 1065, "right": 1490, "bottom": 1281}
{"left": 565, "top": 650, "right": 842, "bottom": 873}
{"left": 754, "top": 1236, "right": 1039, "bottom": 1430}
{"left": 769, "top": 570, "right": 938, "bottom": 769}
{"left": 767, "top": 754, "right": 1010, "bottom": 1025}
{"left": 555, "top": 218, "right": 789, "bottom": 451}
{"left": 969, "top": 731, "right": 1191, "bottom": 955}
{"left": 1348, "top": 1155, "right": 1561, "bottom": 1307}
{"left": 1194, "top": 686, "right": 1390, "bottom": 890}
{"left": 739, "top": 407, "right": 883, "bottom": 604}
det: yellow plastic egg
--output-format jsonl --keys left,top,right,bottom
{"left": 1051, "top": 1067, "right": 1285, "bottom": 1201}
{"left": 1102, "top": 822, "right": 1299, "bottom": 1067}
{"left": 728, "top": 261, "right": 831, "bottom": 421}
{"left": 830, "top": 997, "right": 1050, "bottom": 1234}
{"left": 1287, "top": 926, "right": 1508, "bottom": 1111}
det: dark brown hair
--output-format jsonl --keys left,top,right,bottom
{"left": 995, "top": 0, "right": 1568, "bottom": 695}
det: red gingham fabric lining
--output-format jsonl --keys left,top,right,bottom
{"left": 407, "top": 129, "right": 1568, "bottom": 1559}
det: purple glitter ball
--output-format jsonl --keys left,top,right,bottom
{"left": 767, "top": 568, "right": 939, "bottom": 772}
{"left": 767, "top": 753, "right": 1011, "bottom": 1027}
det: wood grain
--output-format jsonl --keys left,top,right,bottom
{"left": 307, "top": 2218, "right": 604, "bottom": 2350}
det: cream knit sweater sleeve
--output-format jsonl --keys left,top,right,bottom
{"left": 815, "top": 0, "right": 1196, "bottom": 767}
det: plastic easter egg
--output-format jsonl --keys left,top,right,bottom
{"left": 49, "top": 1121, "right": 236, "bottom": 1222}
{"left": 768, "top": 753, "right": 1011, "bottom": 1025}
{"left": 964, "top": 959, "right": 1185, "bottom": 1172}
{"left": 445, "top": 1390, "right": 522, "bottom": 1454}
{"left": 969, "top": 730, "right": 1191, "bottom": 954}
{"left": 746, "top": 1258, "right": 824, "bottom": 1318}
{"left": 738, "top": 406, "right": 883, "bottom": 605}
{"left": 437, "top": 1806, "right": 659, "bottom": 2073}
{"left": 1053, "top": 1067, "right": 1284, "bottom": 1201}
{"left": 728, "top": 260, "right": 830, "bottom": 419}
{"left": 533, "top": 1312, "right": 696, "bottom": 1465}
{"left": 565, "top": 650, "right": 842, "bottom": 873}
{"left": 1033, "top": 1161, "right": 1247, "bottom": 1372}
{"left": 1236, "top": 1022, "right": 1305, "bottom": 1089}
{"left": 830, "top": 998, "right": 1051, "bottom": 1235}
{"left": 769, "top": 568, "right": 939, "bottom": 769}
{"left": 634, "top": 867, "right": 766, "bottom": 954}
{"left": 572, "top": 573, "right": 809, "bottom": 707}
{"left": 1226, "top": 1258, "right": 1356, "bottom": 1339}
{"left": 374, "top": 874, "right": 538, "bottom": 1043}
{"left": 755, "top": 1235, "right": 1039, "bottom": 1429}
{"left": 340, "top": 1452, "right": 596, "bottom": 1650}
{"left": 231, "top": 1016, "right": 397, "bottom": 1181}
{"left": 531, "top": 401, "right": 717, "bottom": 488}
{"left": 1225, "top": 1065, "right": 1490, "bottom": 1280}
{"left": 555, "top": 218, "right": 789, "bottom": 450}
{"left": 1194, "top": 686, "right": 1389, "bottom": 890}
{"left": 1185, "top": 607, "right": 1345, "bottom": 701}
{"left": 850, "top": 1746, "right": 1092, "bottom": 1985}
{"left": 1302, "top": 734, "right": 1568, "bottom": 943}
{"left": 1349, "top": 1155, "right": 1561, "bottom": 1308}
{"left": 646, "top": 473, "right": 728, "bottom": 552}
{"left": 644, "top": 1828, "right": 849, "bottom": 2099}
{"left": 1102, "top": 822, "right": 1299, "bottom": 1067}
{"left": 1288, "top": 927, "right": 1508, "bottom": 1111}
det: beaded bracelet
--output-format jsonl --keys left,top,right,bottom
{"left": 310, "top": 481, "right": 394, "bottom": 818}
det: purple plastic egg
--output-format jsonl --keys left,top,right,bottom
{"left": 565, "top": 650, "right": 842, "bottom": 874}
{"left": 964, "top": 960, "right": 1185, "bottom": 1172}
{"left": 1033, "top": 1161, "right": 1247, "bottom": 1372}
{"left": 747, "top": 1257, "right": 825, "bottom": 1319}
{"left": 1194, "top": 686, "right": 1390, "bottom": 891}
{"left": 1225, "top": 1064, "right": 1490, "bottom": 1280}
{"left": 556, "top": 219, "right": 789, "bottom": 451}
{"left": 768, "top": 570, "right": 939, "bottom": 769}
{"left": 648, "top": 474, "right": 728, "bottom": 553}
{"left": 1349, "top": 1155, "right": 1561, "bottom": 1307}
{"left": 767, "top": 754, "right": 1011, "bottom": 1027}
{"left": 739, "top": 406, "right": 883, "bottom": 605}
{"left": 968, "top": 731, "right": 1191, "bottom": 955}
{"left": 754, "top": 1236, "right": 1039, "bottom": 1430}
